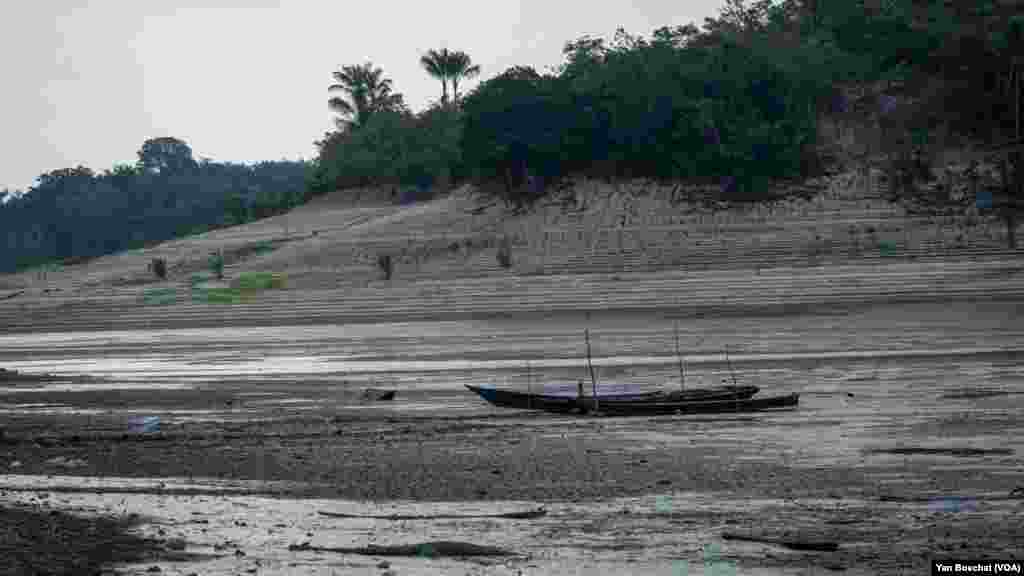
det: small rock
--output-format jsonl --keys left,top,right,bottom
{"left": 165, "top": 538, "right": 186, "bottom": 551}
{"left": 9, "top": 461, "right": 21, "bottom": 468}
{"left": 235, "top": 549, "right": 246, "bottom": 557}
{"left": 377, "top": 561, "right": 391, "bottom": 569}
{"left": 146, "top": 567, "right": 161, "bottom": 574}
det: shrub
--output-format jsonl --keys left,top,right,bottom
{"left": 208, "top": 250, "right": 224, "bottom": 280}
{"left": 190, "top": 272, "right": 213, "bottom": 287}
{"left": 142, "top": 286, "right": 176, "bottom": 305}
{"left": 150, "top": 257, "right": 167, "bottom": 279}
{"left": 236, "top": 271, "right": 287, "bottom": 291}
{"left": 878, "top": 240, "right": 897, "bottom": 256}
{"left": 496, "top": 237, "right": 513, "bottom": 269}
{"left": 192, "top": 286, "right": 241, "bottom": 304}
{"left": 377, "top": 254, "right": 393, "bottom": 280}
{"left": 251, "top": 240, "right": 275, "bottom": 257}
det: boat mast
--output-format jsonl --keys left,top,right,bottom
{"left": 674, "top": 320, "right": 685, "bottom": 392}
{"left": 584, "top": 313, "right": 598, "bottom": 413}
{"left": 724, "top": 345, "right": 739, "bottom": 386}
{"left": 526, "top": 360, "right": 533, "bottom": 411}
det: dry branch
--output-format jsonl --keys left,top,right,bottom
{"left": 317, "top": 508, "right": 546, "bottom": 520}
{"left": 287, "top": 540, "right": 516, "bottom": 557}
{"left": 721, "top": 532, "right": 840, "bottom": 552}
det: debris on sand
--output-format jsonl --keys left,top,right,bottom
{"left": 0, "top": 367, "right": 63, "bottom": 382}
{"left": 721, "top": 532, "right": 840, "bottom": 552}
{"left": 939, "top": 389, "right": 1013, "bottom": 399}
{"left": 318, "top": 508, "right": 547, "bottom": 521}
{"left": 44, "top": 456, "right": 88, "bottom": 468}
{"left": 866, "top": 446, "right": 1013, "bottom": 457}
{"left": 360, "top": 388, "right": 397, "bottom": 401}
{"left": 128, "top": 416, "right": 162, "bottom": 434}
{"left": 287, "top": 540, "right": 517, "bottom": 557}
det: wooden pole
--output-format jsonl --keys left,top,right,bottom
{"left": 724, "top": 345, "right": 739, "bottom": 387}
{"left": 1015, "top": 57, "right": 1020, "bottom": 141}
{"left": 674, "top": 320, "right": 685, "bottom": 391}
{"left": 585, "top": 314, "right": 598, "bottom": 413}
{"left": 526, "top": 361, "right": 532, "bottom": 411}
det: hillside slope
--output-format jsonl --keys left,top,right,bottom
{"left": 0, "top": 162, "right": 1022, "bottom": 334}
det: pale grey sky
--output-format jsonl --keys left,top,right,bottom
{"left": 1, "top": 0, "right": 722, "bottom": 192}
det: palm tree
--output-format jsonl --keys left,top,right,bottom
{"left": 419, "top": 48, "right": 481, "bottom": 108}
{"left": 420, "top": 48, "right": 452, "bottom": 106}
{"left": 328, "top": 63, "right": 406, "bottom": 131}
{"left": 447, "top": 50, "right": 481, "bottom": 106}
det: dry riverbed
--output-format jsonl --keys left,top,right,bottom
{"left": 2, "top": 387, "right": 1023, "bottom": 574}
{"left": 1, "top": 302, "right": 1023, "bottom": 574}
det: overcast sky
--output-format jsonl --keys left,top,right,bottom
{"left": 1, "top": 0, "right": 722, "bottom": 193}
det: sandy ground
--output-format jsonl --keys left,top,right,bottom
{"left": 1, "top": 303, "right": 1023, "bottom": 575}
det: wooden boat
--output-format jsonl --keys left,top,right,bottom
{"left": 464, "top": 384, "right": 760, "bottom": 412}
{"left": 466, "top": 384, "right": 795, "bottom": 416}
{"left": 584, "top": 392, "right": 800, "bottom": 416}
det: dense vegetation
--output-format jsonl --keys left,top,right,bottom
{"left": 312, "top": 0, "right": 1023, "bottom": 228}
{"left": 0, "top": 137, "right": 310, "bottom": 272}
{"left": 4, "top": 0, "right": 1022, "bottom": 274}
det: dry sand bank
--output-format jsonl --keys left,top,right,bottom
{"left": 1, "top": 170, "right": 1020, "bottom": 296}
{"left": 2, "top": 257, "right": 1023, "bottom": 335}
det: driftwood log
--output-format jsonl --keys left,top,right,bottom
{"left": 318, "top": 508, "right": 546, "bottom": 521}
{"left": 288, "top": 540, "right": 516, "bottom": 557}
{"left": 866, "top": 447, "right": 1013, "bottom": 457}
{"left": 939, "top": 389, "right": 1013, "bottom": 399}
{"left": 721, "top": 532, "right": 840, "bottom": 552}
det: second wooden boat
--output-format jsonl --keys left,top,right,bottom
{"left": 465, "top": 384, "right": 760, "bottom": 412}
{"left": 585, "top": 392, "right": 800, "bottom": 416}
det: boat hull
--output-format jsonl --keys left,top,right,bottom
{"left": 586, "top": 393, "right": 800, "bottom": 416}
{"left": 465, "top": 384, "right": 761, "bottom": 413}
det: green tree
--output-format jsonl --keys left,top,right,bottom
{"left": 328, "top": 63, "right": 406, "bottom": 132}
{"left": 137, "top": 137, "right": 196, "bottom": 175}
{"left": 419, "top": 48, "right": 481, "bottom": 108}
{"left": 420, "top": 48, "right": 453, "bottom": 106}
{"left": 447, "top": 50, "right": 481, "bottom": 106}
{"left": 109, "top": 163, "right": 143, "bottom": 177}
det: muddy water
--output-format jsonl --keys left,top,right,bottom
{"left": 1, "top": 300, "right": 1022, "bottom": 574}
